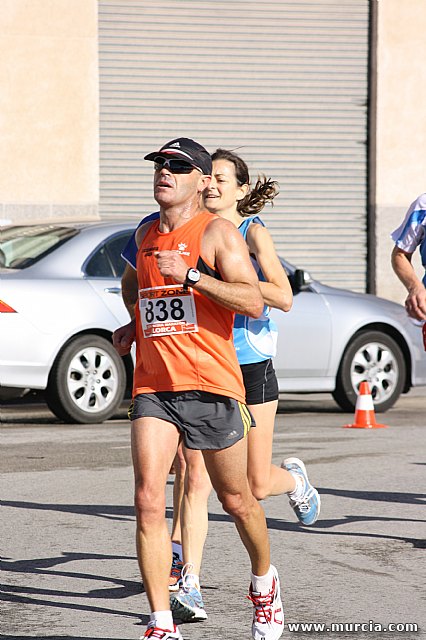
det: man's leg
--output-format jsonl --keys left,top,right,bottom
{"left": 203, "top": 436, "right": 284, "bottom": 640}
{"left": 131, "top": 416, "right": 180, "bottom": 612}
{"left": 202, "top": 436, "right": 270, "bottom": 575}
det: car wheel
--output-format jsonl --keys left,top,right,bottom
{"left": 332, "top": 330, "right": 406, "bottom": 413}
{"left": 46, "top": 334, "right": 126, "bottom": 424}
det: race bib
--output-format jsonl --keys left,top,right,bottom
{"left": 139, "top": 285, "right": 198, "bottom": 338}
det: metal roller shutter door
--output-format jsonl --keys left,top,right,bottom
{"left": 99, "top": 0, "right": 369, "bottom": 291}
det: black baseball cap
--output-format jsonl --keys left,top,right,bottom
{"left": 144, "top": 137, "right": 212, "bottom": 175}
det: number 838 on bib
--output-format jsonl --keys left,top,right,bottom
{"left": 139, "top": 285, "right": 199, "bottom": 338}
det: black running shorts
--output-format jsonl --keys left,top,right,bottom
{"left": 129, "top": 390, "right": 254, "bottom": 450}
{"left": 240, "top": 358, "right": 279, "bottom": 405}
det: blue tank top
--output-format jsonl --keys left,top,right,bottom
{"left": 233, "top": 216, "right": 278, "bottom": 365}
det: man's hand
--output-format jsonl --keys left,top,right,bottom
{"left": 112, "top": 319, "right": 136, "bottom": 356}
{"left": 405, "top": 286, "right": 426, "bottom": 321}
{"left": 391, "top": 246, "right": 426, "bottom": 321}
{"left": 155, "top": 250, "right": 189, "bottom": 284}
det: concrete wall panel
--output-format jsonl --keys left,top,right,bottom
{"left": 375, "top": 0, "right": 426, "bottom": 302}
{"left": 0, "top": 0, "right": 99, "bottom": 224}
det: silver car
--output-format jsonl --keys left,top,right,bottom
{"left": 1, "top": 221, "right": 425, "bottom": 423}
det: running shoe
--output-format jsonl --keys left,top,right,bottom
{"left": 169, "top": 552, "right": 183, "bottom": 592}
{"left": 248, "top": 565, "right": 284, "bottom": 640}
{"left": 141, "top": 621, "right": 183, "bottom": 639}
{"left": 282, "top": 457, "right": 321, "bottom": 526}
{"left": 170, "top": 563, "right": 207, "bottom": 622}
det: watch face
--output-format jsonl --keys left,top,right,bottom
{"left": 187, "top": 268, "right": 200, "bottom": 284}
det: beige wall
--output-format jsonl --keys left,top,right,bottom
{"left": 0, "top": 0, "right": 99, "bottom": 225}
{"left": 2, "top": 0, "right": 425, "bottom": 301}
{"left": 375, "top": 0, "right": 426, "bottom": 302}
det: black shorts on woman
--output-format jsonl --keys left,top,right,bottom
{"left": 240, "top": 358, "right": 279, "bottom": 405}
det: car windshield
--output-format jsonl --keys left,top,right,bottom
{"left": 0, "top": 225, "right": 79, "bottom": 269}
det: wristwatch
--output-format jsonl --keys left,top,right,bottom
{"left": 183, "top": 267, "right": 201, "bottom": 290}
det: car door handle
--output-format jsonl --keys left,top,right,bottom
{"left": 104, "top": 287, "right": 122, "bottom": 295}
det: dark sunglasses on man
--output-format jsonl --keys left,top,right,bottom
{"left": 153, "top": 156, "right": 202, "bottom": 174}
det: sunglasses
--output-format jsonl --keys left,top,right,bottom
{"left": 153, "top": 156, "right": 201, "bottom": 174}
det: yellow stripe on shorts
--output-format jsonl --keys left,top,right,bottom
{"left": 238, "top": 401, "right": 252, "bottom": 438}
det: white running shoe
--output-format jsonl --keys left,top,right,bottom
{"left": 248, "top": 565, "right": 284, "bottom": 640}
{"left": 141, "top": 621, "right": 183, "bottom": 639}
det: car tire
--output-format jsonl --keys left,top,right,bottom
{"left": 46, "top": 334, "right": 126, "bottom": 424}
{"left": 332, "top": 330, "right": 406, "bottom": 413}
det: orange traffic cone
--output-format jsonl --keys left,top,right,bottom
{"left": 343, "top": 381, "right": 388, "bottom": 429}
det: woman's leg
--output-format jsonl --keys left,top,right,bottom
{"left": 181, "top": 446, "right": 212, "bottom": 576}
{"left": 169, "top": 447, "right": 212, "bottom": 622}
{"left": 170, "top": 444, "right": 185, "bottom": 544}
{"left": 247, "top": 400, "right": 296, "bottom": 501}
{"left": 246, "top": 390, "right": 321, "bottom": 526}
{"left": 169, "top": 444, "right": 186, "bottom": 590}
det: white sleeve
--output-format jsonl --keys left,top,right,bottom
{"left": 391, "top": 193, "right": 426, "bottom": 252}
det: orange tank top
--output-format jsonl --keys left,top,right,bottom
{"left": 133, "top": 211, "right": 245, "bottom": 403}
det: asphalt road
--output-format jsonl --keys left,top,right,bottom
{"left": 1, "top": 390, "right": 425, "bottom": 640}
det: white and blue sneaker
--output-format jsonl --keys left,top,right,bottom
{"left": 282, "top": 457, "right": 321, "bottom": 526}
{"left": 170, "top": 563, "right": 207, "bottom": 622}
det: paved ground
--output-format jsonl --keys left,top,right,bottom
{"left": 1, "top": 390, "right": 425, "bottom": 639}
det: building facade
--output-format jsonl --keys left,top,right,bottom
{"left": 1, "top": 0, "right": 425, "bottom": 304}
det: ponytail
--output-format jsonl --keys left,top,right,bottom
{"left": 237, "top": 175, "right": 279, "bottom": 217}
{"left": 211, "top": 148, "right": 279, "bottom": 217}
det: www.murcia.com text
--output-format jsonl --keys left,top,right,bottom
{"left": 286, "top": 621, "right": 418, "bottom": 633}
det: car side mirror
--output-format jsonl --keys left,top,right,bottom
{"left": 293, "top": 268, "right": 311, "bottom": 290}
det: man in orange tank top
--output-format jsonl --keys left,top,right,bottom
{"left": 113, "top": 138, "right": 284, "bottom": 640}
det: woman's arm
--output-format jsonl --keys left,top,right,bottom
{"left": 246, "top": 223, "right": 293, "bottom": 312}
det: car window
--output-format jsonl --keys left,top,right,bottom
{"left": 85, "top": 245, "right": 113, "bottom": 277}
{"left": 0, "top": 225, "right": 78, "bottom": 269}
{"left": 84, "top": 231, "right": 133, "bottom": 278}
{"left": 105, "top": 233, "right": 133, "bottom": 277}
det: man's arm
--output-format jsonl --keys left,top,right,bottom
{"left": 113, "top": 219, "right": 157, "bottom": 356}
{"left": 202, "top": 218, "right": 264, "bottom": 317}
{"left": 121, "top": 263, "right": 139, "bottom": 319}
{"left": 391, "top": 246, "right": 426, "bottom": 320}
{"left": 112, "top": 228, "right": 140, "bottom": 356}
{"left": 155, "top": 218, "right": 264, "bottom": 318}
{"left": 112, "top": 263, "right": 138, "bottom": 356}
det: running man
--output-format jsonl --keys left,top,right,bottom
{"left": 113, "top": 137, "right": 284, "bottom": 640}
